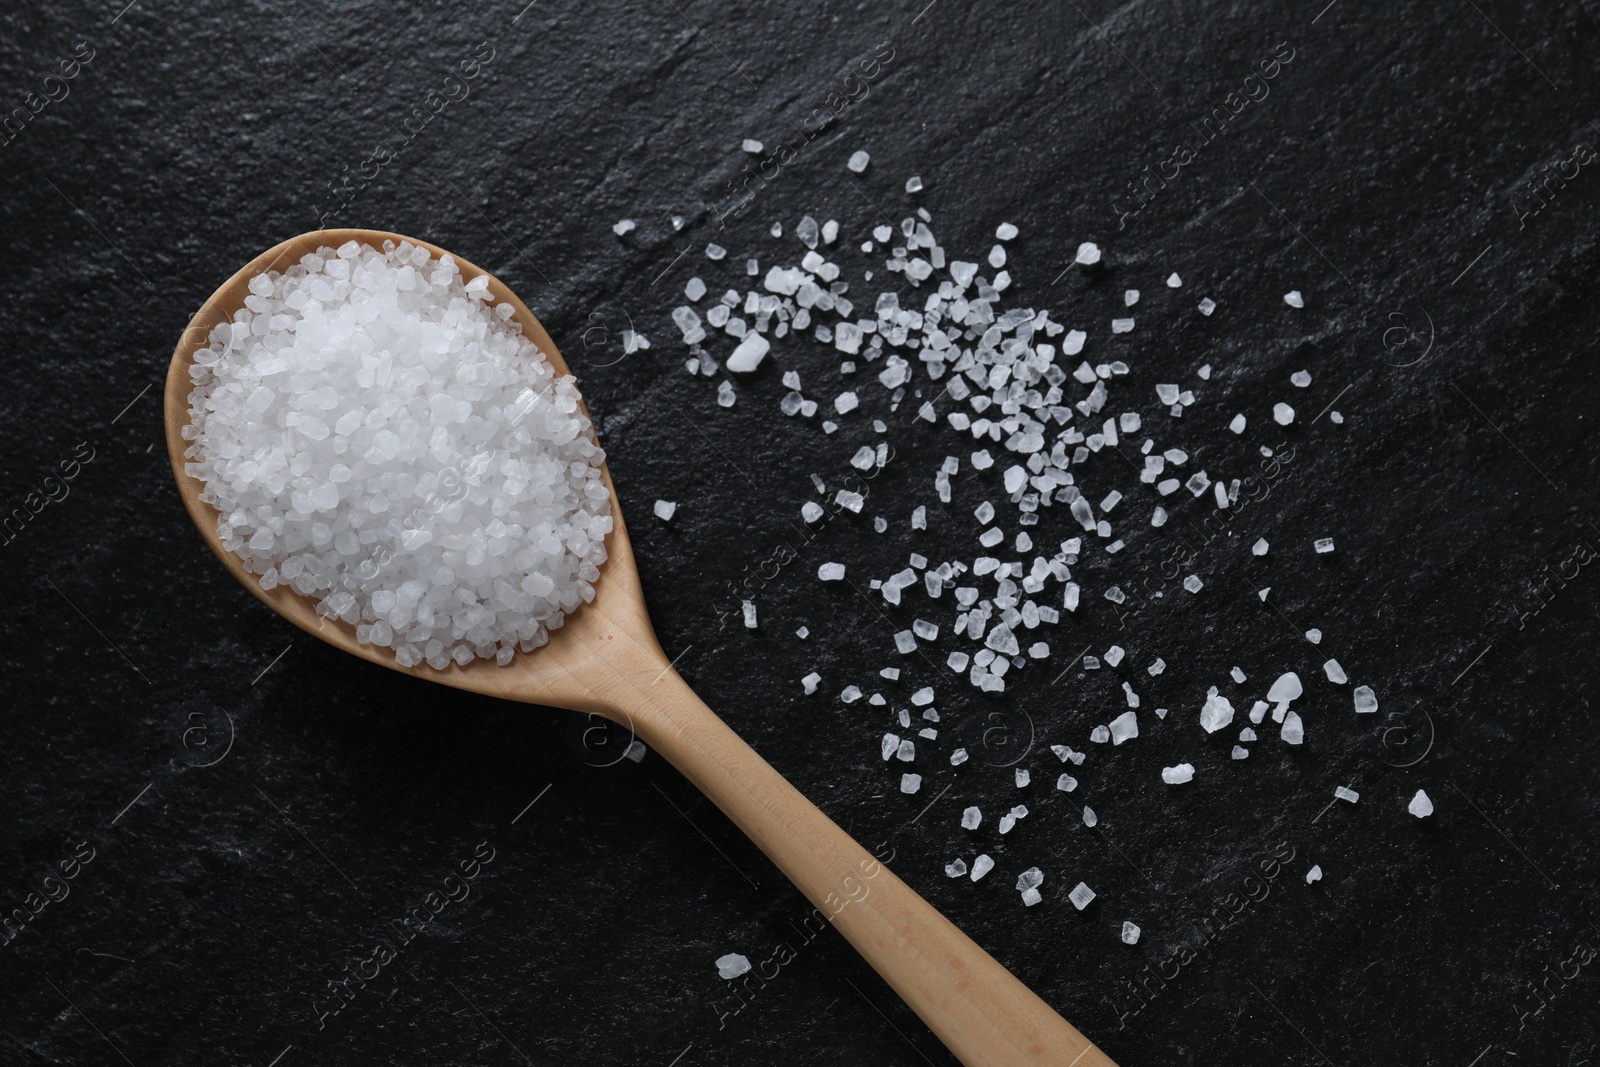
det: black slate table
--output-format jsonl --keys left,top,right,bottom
{"left": 2, "top": 3, "right": 1598, "bottom": 1065}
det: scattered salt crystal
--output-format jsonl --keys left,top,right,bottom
{"left": 727, "top": 332, "right": 770, "bottom": 373}
{"left": 717, "top": 380, "right": 736, "bottom": 407}
{"left": 1198, "top": 297, "right": 1216, "bottom": 316}
{"left": 1252, "top": 538, "right": 1269, "bottom": 556}
{"left": 1109, "top": 711, "right": 1138, "bottom": 744}
{"left": 716, "top": 953, "right": 751, "bottom": 979}
{"left": 1314, "top": 537, "right": 1335, "bottom": 555}
{"left": 1305, "top": 629, "right": 1322, "bottom": 644}
{"left": 1015, "top": 768, "right": 1031, "bottom": 788}
{"left": 1249, "top": 702, "right": 1267, "bottom": 724}
{"left": 654, "top": 499, "right": 677, "bottom": 521}
{"left": 1069, "top": 882, "right": 1096, "bottom": 910}
{"left": 996, "top": 221, "right": 1018, "bottom": 240}
{"left": 1284, "top": 290, "right": 1304, "bottom": 308}
{"left": 1021, "top": 888, "right": 1042, "bottom": 907}
{"left": 685, "top": 277, "right": 706, "bottom": 301}
{"left": 1200, "top": 690, "right": 1235, "bottom": 733}
{"left": 1267, "top": 672, "right": 1303, "bottom": 704}
{"left": 1281, "top": 711, "right": 1304, "bottom": 745}
{"left": 961, "top": 806, "right": 981, "bottom": 830}
{"left": 1353, "top": 685, "right": 1378, "bottom": 714}
{"left": 1166, "top": 272, "right": 1182, "bottom": 288}
{"left": 1056, "top": 773, "right": 1077, "bottom": 792}
{"left": 905, "top": 175, "right": 924, "bottom": 193}
{"left": 1121, "top": 921, "right": 1141, "bottom": 945}
{"left": 1240, "top": 727, "right": 1257, "bottom": 741}
{"left": 1274, "top": 402, "right": 1295, "bottom": 425}
{"left": 1111, "top": 318, "right": 1135, "bottom": 334}
{"left": 1125, "top": 289, "right": 1140, "bottom": 306}
{"left": 795, "top": 626, "right": 809, "bottom": 639}
{"left": 1291, "top": 369, "right": 1312, "bottom": 387}
{"left": 802, "top": 672, "right": 820, "bottom": 695}
{"left": 705, "top": 242, "right": 726, "bottom": 260}
{"left": 950, "top": 748, "right": 969, "bottom": 766}
{"left": 1147, "top": 658, "right": 1166, "bottom": 676}
{"left": 1232, "top": 746, "right": 1249, "bottom": 759}
{"left": 1104, "top": 644, "right": 1125, "bottom": 666}
{"left": 848, "top": 150, "right": 870, "bottom": 173}
{"left": 1075, "top": 242, "right": 1101, "bottom": 266}
{"left": 1090, "top": 725, "right": 1110, "bottom": 744}
{"left": 1162, "top": 763, "right": 1195, "bottom": 784}
{"left": 1259, "top": 588, "right": 1271, "bottom": 600}
{"left": 1082, "top": 805, "right": 1097, "bottom": 827}
{"left": 1305, "top": 864, "right": 1322, "bottom": 884}
{"left": 1331, "top": 411, "right": 1344, "bottom": 424}
{"left": 1230, "top": 666, "right": 1247, "bottom": 684}
{"left": 970, "top": 854, "right": 995, "bottom": 881}
{"left": 1183, "top": 574, "right": 1203, "bottom": 593}
{"left": 1408, "top": 789, "right": 1433, "bottom": 818}
{"left": 1335, "top": 786, "right": 1359, "bottom": 804}
{"left": 1323, "top": 659, "right": 1348, "bottom": 684}
{"left": 900, "top": 773, "right": 922, "bottom": 794}
{"left": 612, "top": 219, "right": 636, "bottom": 236}
{"left": 801, "top": 501, "right": 825, "bottom": 522}
{"left": 894, "top": 630, "right": 917, "bottom": 654}
{"left": 1016, "top": 867, "right": 1044, "bottom": 892}
{"left": 741, "top": 138, "right": 763, "bottom": 153}
{"left": 945, "top": 858, "right": 968, "bottom": 878}
{"left": 742, "top": 600, "right": 757, "bottom": 629}
{"left": 835, "top": 391, "right": 859, "bottom": 414}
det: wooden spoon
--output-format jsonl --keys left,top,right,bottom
{"left": 164, "top": 229, "right": 1120, "bottom": 1067}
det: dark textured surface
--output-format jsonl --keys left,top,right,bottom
{"left": 2, "top": 2, "right": 1599, "bottom": 1065}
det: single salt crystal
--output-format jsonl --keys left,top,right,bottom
{"left": 716, "top": 953, "right": 751, "bottom": 979}
{"left": 996, "top": 222, "right": 1018, "bottom": 240}
{"left": 1249, "top": 701, "right": 1267, "bottom": 724}
{"left": 1274, "top": 402, "right": 1295, "bottom": 425}
{"left": 1074, "top": 242, "right": 1102, "bottom": 266}
{"left": 1253, "top": 538, "right": 1268, "bottom": 555}
{"left": 654, "top": 499, "right": 677, "bottom": 521}
{"left": 742, "top": 601, "right": 758, "bottom": 629}
{"left": 1281, "top": 711, "right": 1304, "bottom": 745}
{"left": 1161, "top": 763, "right": 1195, "bottom": 785}
{"left": 717, "top": 380, "right": 736, "bottom": 407}
{"left": 1082, "top": 805, "right": 1097, "bottom": 827}
{"left": 801, "top": 501, "right": 824, "bottom": 522}
{"left": 1314, "top": 537, "right": 1335, "bottom": 554}
{"left": 1284, "top": 290, "right": 1304, "bottom": 308}
{"left": 727, "top": 332, "right": 771, "bottom": 373}
{"left": 1183, "top": 574, "right": 1203, "bottom": 593}
{"left": 1231, "top": 666, "right": 1247, "bottom": 684}
{"left": 1016, "top": 867, "right": 1044, "bottom": 893}
{"left": 1109, "top": 711, "right": 1139, "bottom": 744}
{"left": 1267, "top": 672, "right": 1303, "bottom": 704}
{"left": 1022, "top": 888, "right": 1042, "bottom": 907}
{"left": 905, "top": 175, "right": 924, "bottom": 193}
{"left": 835, "top": 391, "right": 859, "bottom": 414}
{"left": 900, "top": 773, "right": 922, "bottom": 794}
{"left": 1331, "top": 411, "right": 1344, "bottom": 424}
{"left": 970, "top": 854, "right": 995, "bottom": 881}
{"left": 848, "top": 150, "right": 870, "bottom": 173}
{"left": 1232, "top": 746, "right": 1249, "bottom": 759}
{"left": 612, "top": 219, "right": 636, "bottom": 236}
{"left": 894, "top": 630, "right": 917, "bottom": 654}
{"left": 1104, "top": 644, "right": 1125, "bottom": 666}
{"left": 881, "top": 734, "right": 900, "bottom": 761}
{"left": 1147, "top": 658, "right": 1166, "bottom": 676}
{"left": 1335, "top": 786, "right": 1360, "bottom": 803}
{"left": 945, "top": 858, "right": 968, "bottom": 878}
{"left": 1090, "top": 725, "right": 1110, "bottom": 744}
{"left": 1305, "top": 864, "right": 1322, "bottom": 884}
{"left": 705, "top": 242, "right": 726, "bottom": 260}
{"left": 1291, "top": 369, "right": 1312, "bottom": 387}
{"left": 950, "top": 748, "right": 969, "bottom": 766}
{"left": 1229, "top": 413, "right": 1247, "bottom": 434}
{"left": 685, "top": 277, "right": 706, "bottom": 301}
{"left": 1258, "top": 587, "right": 1271, "bottom": 600}
{"left": 1240, "top": 727, "right": 1257, "bottom": 741}
{"left": 1125, "top": 289, "right": 1140, "bottom": 306}
{"left": 1353, "top": 685, "right": 1378, "bottom": 714}
{"left": 1200, "top": 690, "right": 1235, "bottom": 733}
{"left": 1111, "top": 318, "right": 1135, "bottom": 334}
{"left": 841, "top": 685, "right": 862, "bottom": 702}
{"left": 1121, "top": 921, "right": 1141, "bottom": 945}
{"left": 911, "top": 687, "right": 934, "bottom": 706}
{"left": 795, "top": 626, "right": 809, "bottom": 639}
{"left": 961, "top": 806, "right": 981, "bottom": 830}
{"left": 1156, "top": 383, "right": 1180, "bottom": 405}
{"left": 741, "top": 138, "right": 763, "bottom": 153}
{"left": 1056, "top": 773, "right": 1077, "bottom": 792}
{"left": 802, "top": 672, "right": 820, "bottom": 694}
{"left": 1198, "top": 297, "right": 1216, "bottom": 316}
{"left": 1408, "top": 789, "right": 1434, "bottom": 818}
{"left": 1015, "top": 768, "right": 1031, "bottom": 787}
{"left": 1166, "top": 272, "right": 1182, "bottom": 287}
{"left": 1306, "top": 629, "right": 1322, "bottom": 644}
{"left": 1068, "top": 882, "right": 1096, "bottom": 910}
{"left": 1323, "top": 658, "right": 1348, "bottom": 684}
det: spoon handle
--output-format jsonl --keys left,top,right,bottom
{"left": 628, "top": 667, "right": 1120, "bottom": 1067}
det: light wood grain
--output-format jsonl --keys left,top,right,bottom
{"left": 164, "top": 229, "right": 1121, "bottom": 1067}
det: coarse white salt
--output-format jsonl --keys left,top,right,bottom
{"left": 1229, "top": 413, "right": 1246, "bottom": 434}
{"left": 1068, "top": 882, "right": 1096, "bottom": 910}
{"left": 1305, "top": 864, "right": 1322, "bottom": 884}
{"left": 1056, "top": 773, "right": 1077, "bottom": 792}
{"left": 185, "top": 241, "right": 613, "bottom": 670}
{"left": 1274, "top": 402, "right": 1295, "bottom": 425}
{"left": 1231, "top": 666, "right": 1247, "bottom": 683}
{"left": 1075, "top": 242, "right": 1101, "bottom": 266}
{"left": 1353, "top": 685, "right": 1378, "bottom": 713}
{"left": 848, "top": 149, "right": 871, "bottom": 173}
{"left": 741, "top": 138, "right": 764, "bottom": 153}
{"left": 1166, "top": 272, "right": 1182, "bottom": 287}
{"left": 1199, "top": 689, "right": 1234, "bottom": 733}
{"left": 970, "top": 854, "right": 995, "bottom": 881}
{"left": 1324, "top": 658, "right": 1348, "bottom": 684}
{"left": 996, "top": 222, "right": 1018, "bottom": 240}
{"left": 1162, "top": 763, "right": 1195, "bottom": 784}
{"left": 1281, "top": 711, "right": 1304, "bottom": 745}
{"left": 1314, "top": 537, "right": 1335, "bottom": 554}
{"left": 654, "top": 499, "right": 677, "bottom": 521}
{"left": 905, "top": 175, "right": 924, "bottom": 193}
{"left": 1109, "top": 710, "right": 1138, "bottom": 744}
{"left": 1408, "top": 789, "right": 1433, "bottom": 818}
{"left": 1306, "top": 629, "right": 1323, "bottom": 644}
{"left": 1267, "top": 672, "right": 1303, "bottom": 704}
{"left": 1082, "top": 805, "right": 1097, "bottom": 827}
{"left": 716, "top": 953, "right": 751, "bottom": 979}
{"left": 1198, "top": 297, "right": 1216, "bottom": 316}
{"left": 1021, "top": 888, "right": 1042, "bottom": 907}
{"left": 1291, "top": 369, "right": 1312, "bottom": 387}
{"left": 1335, "top": 785, "right": 1359, "bottom": 803}
{"left": 945, "top": 858, "right": 968, "bottom": 878}
{"left": 1284, "top": 290, "right": 1304, "bottom": 308}
{"left": 961, "top": 806, "right": 981, "bottom": 830}
{"left": 802, "top": 672, "right": 821, "bottom": 694}
{"left": 612, "top": 219, "right": 635, "bottom": 236}
{"left": 900, "top": 773, "right": 922, "bottom": 794}
{"left": 1252, "top": 537, "right": 1269, "bottom": 556}
{"left": 818, "top": 562, "right": 846, "bottom": 581}
{"left": 1015, "top": 767, "right": 1031, "bottom": 787}
{"left": 1121, "top": 921, "right": 1141, "bottom": 944}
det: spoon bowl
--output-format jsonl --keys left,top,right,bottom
{"left": 165, "top": 229, "right": 1119, "bottom": 1067}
